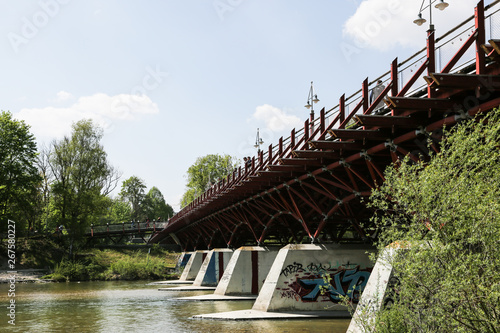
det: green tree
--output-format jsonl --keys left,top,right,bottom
{"left": 98, "top": 196, "right": 132, "bottom": 224}
{"left": 144, "top": 186, "right": 174, "bottom": 221}
{"left": 0, "top": 111, "right": 41, "bottom": 232}
{"left": 119, "top": 176, "right": 146, "bottom": 221}
{"left": 49, "top": 119, "right": 120, "bottom": 244}
{"left": 367, "top": 109, "right": 500, "bottom": 332}
{"left": 34, "top": 144, "right": 54, "bottom": 232}
{"left": 180, "top": 153, "right": 238, "bottom": 207}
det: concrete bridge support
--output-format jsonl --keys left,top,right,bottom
{"left": 195, "top": 243, "right": 375, "bottom": 319}
{"left": 175, "top": 252, "right": 192, "bottom": 270}
{"left": 253, "top": 244, "right": 375, "bottom": 312}
{"left": 192, "top": 248, "right": 234, "bottom": 287}
{"left": 179, "top": 250, "right": 209, "bottom": 281}
{"left": 347, "top": 247, "right": 398, "bottom": 332}
{"left": 214, "top": 246, "right": 279, "bottom": 296}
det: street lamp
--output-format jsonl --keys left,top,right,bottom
{"left": 413, "top": 0, "right": 449, "bottom": 30}
{"left": 254, "top": 128, "right": 264, "bottom": 152}
{"left": 304, "top": 81, "right": 319, "bottom": 119}
{"left": 414, "top": 0, "right": 448, "bottom": 98}
{"left": 305, "top": 81, "right": 319, "bottom": 135}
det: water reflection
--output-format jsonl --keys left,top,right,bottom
{"left": 0, "top": 281, "right": 350, "bottom": 333}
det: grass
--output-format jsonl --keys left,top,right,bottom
{"left": 43, "top": 247, "right": 180, "bottom": 282}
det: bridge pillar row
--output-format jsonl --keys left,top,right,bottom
{"left": 196, "top": 243, "right": 376, "bottom": 319}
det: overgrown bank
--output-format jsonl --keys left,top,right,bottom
{"left": 362, "top": 108, "right": 500, "bottom": 331}
{"left": 0, "top": 237, "right": 180, "bottom": 282}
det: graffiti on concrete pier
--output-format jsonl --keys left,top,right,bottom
{"left": 279, "top": 264, "right": 372, "bottom": 304}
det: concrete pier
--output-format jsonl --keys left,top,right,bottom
{"left": 195, "top": 243, "right": 375, "bottom": 319}
{"left": 216, "top": 246, "right": 279, "bottom": 295}
{"left": 180, "top": 250, "right": 210, "bottom": 281}
{"left": 176, "top": 252, "right": 192, "bottom": 270}
{"left": 347, "top": 247, "right": 397, "bottom": 333}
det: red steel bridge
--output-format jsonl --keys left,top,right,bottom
{"left": 151, "top": 1, "right": 500, "bottom": 251}
{"left": 86, "top": 221, "right": 167, "bottom": 244}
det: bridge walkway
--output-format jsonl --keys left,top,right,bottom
{"left": 85, "top": 221, "right": 167, "bottom": 244}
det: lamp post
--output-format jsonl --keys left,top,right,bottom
{"left": 304, "top": 81, "right": 319, "bottom": 135}
{"left": 413, "top": 0, "right": 449, "bottom": 31}
{"left": 254, "top": 128, "right": 264, "bottom": 153}
{"left": 414, "top": 0, "right": 449, "bottom": 98}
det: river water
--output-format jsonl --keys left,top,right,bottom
{"left": 0, "top": 280, "right": 350, "bottom": 333}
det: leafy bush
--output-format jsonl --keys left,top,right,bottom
{"left": 106, "top": 251, "right": 171, "bottom": 280}
{"left": 368, "top": 109, "right": 500, "bottom": 332}
{"left": 44, "top": 260, "right": 90, "bottom": 282}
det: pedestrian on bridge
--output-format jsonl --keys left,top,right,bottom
{"left": 370, "top": 80, "right": 385, "bottom": 111}
{"left": 245, "top": 156, "right": 252, "bottom": 169}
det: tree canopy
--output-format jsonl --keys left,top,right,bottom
{"left": 0, "top": 112, "right": 176, "bottom": 249}
{"left": 144, "top": 186, "right": 174, "bottom": 221}
{"left": 49, "top": 119, "right": 120, "bottom": 240}
{"left": 119, "top": 176, "right": 146, "bottom": 221}
{"left": 367, "top": 109, "right": 500, "bottom": 332}
{"left": 118, "top": 176, "right": 173, "bottom": 222}
{"left": 180, "top": 153, "right": 238, "bottom": 208}
{"left": 0, "top": 111, "right": 41, "bottom": 231}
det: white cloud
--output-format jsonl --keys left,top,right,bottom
{"left": 16, "top": 92, "right": 159, "bottom": 139}
{"left": 343, "top": 0, "right": 481, "bottom": 51}
{"left": 251, "top": 104, "right": 302, "bottom": 132}
{"left": 52, "top": 90, "right": 74, "bottom": 103}
{"left": 237, "top": 104, "right": 303, "bottom": 157}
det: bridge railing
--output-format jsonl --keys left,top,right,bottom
{"left": 89, "top": 221, "right": 168, "bottom": 235}
{"left": 174, "top": 0, "right": 500, "bottom": 224}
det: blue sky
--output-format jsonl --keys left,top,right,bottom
{"left": 1, "top": 0, "right": 486, "bottom": 210}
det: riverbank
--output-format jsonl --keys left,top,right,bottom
{"left": 0, "top": 269, "right": 51, "bottom": 283}
{"left": 0, "top": 237, "right": 180, "bottom": 282}
{"left": 44, "top": 247, "right": 180, "bottom": 282}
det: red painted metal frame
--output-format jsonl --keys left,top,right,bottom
{"left": 152, "top": 1, "right": 500, "bottom": 251}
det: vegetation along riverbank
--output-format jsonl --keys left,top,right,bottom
{"left": 0, "top": 237, "right": 180, "bottom": 283}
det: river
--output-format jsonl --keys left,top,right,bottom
{"left": 0, "top": 280, "right": 350, "bottom": 332}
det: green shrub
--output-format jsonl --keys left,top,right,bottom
{"left": 106, "top": 252, "right": 171, "bottom": 280}
{"left": 42, "top": 260, "right": 89, "bottom": 281}
{"left": 368, "top": 109, "right": 500, "bottom": 332}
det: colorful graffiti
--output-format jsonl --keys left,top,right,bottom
{"left": 278, "top": 263, "right": 372, "bottom": 304}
